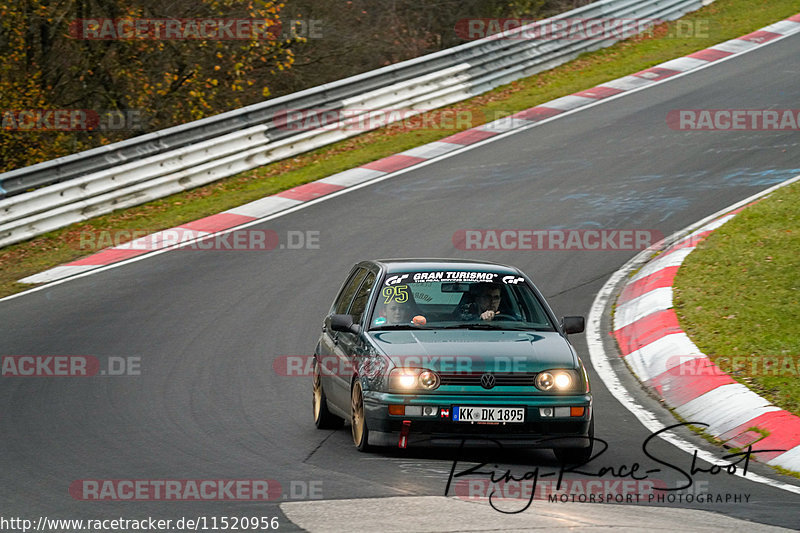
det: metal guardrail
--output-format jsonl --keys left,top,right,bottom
{"left": 0, "top": 0, "right": 713, "bottom": 248}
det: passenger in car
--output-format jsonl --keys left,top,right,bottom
{"left": 382, "top": 294, "right": 422, "bottom": 324}
{"left": 385, "top": 299, "right": 411, "bottom": 324}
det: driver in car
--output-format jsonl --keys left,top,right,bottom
{"left": 458, "top": 283, "right": 503, "bottom": 321}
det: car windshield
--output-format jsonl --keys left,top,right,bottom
{"left": 369, "top": 271, "right": 556, "bottom": 331}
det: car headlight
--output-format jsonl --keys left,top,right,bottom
{"left": 418, "top": 370, "right": 440, "bottom": 389}
{"left": 389, "top": 368, "right": 440, "bottom": 390}
{"left": 535, "top": 370, "right": 578, "bottom": 392}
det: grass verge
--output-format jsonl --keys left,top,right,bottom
{"left": 673, "top": 180, "right": 800, "bottom": 417}
{"left": 2, "top": 0, "right": 800, "bottom": 299}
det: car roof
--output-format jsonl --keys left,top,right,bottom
{"left": 372, "top": 258, "right": 522, "bottom": 275}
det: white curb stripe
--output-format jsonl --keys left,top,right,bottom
{"left": 226, "top": 196, "right": 303, "bottom": 218}
{"left": 696, "top": 213, "right": 735, "bottom": 233}
{"left": 763, "top": 20, "right": 800, "bottom": 35}
{"left": 399, "top": 141, "right": 465, "bottom": 160}
{"left": 19, "top": 265, "right": 99, "bottom": 284}
{"left": 629, "top": 247, "right": 694, "bottom": 282}
{"left": 602, "top": 75, "right": 656, "bottom": 91}
{"left": 769, "top": 445, "right": 800, "bottom": 470}
{"left": 614, "top": 286, "right": 673, "bottom": 329}
{"left": 658, "top": 57, "right": 710, "bottom": 72}
{"left": 476, "top": 117, "right": 532, "bottom": 133}
{"left": 624, "top": 333, "right": 705, "bottom": 383}
{"left": 318, "top": 167, "right": 386, "bottom": 187}
{"left": 536, "top": 94, "right": 597, "bottom": 111}
{"left": 677, "top": 228, "right": 711, "bottom": 245}
{"left": 675, "top": 384, "right": 782, "bottom": 436}
{"left": 713, "top": 39, "right": 760, "bottom": 54}
{"left": 117, "top": 229, "right": 211, "bottom": 250}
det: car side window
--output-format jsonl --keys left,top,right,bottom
{"left": 333, "top": 268, "right": 368, "bottom": 315}
{"left": 348, "top": 271, "right": 376, "bottom": 326}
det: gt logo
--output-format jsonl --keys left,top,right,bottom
{"left": 502, "top": 276, "right": 524, "bottom": 284}
{"left": 385, "top": 274, "right": 409, "bottom": 286}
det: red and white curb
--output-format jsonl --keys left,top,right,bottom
{"left": 19, "top": 13, "right": 800, "bottom": 285}
{"left": 612, "top": 203, "right": 800, "bottom": 473}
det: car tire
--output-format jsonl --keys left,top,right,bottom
{"left": 351, "top": 380, "right": 371, "bottom": 452}
{"left": 553, "top": 416, "right": 594, "bottom": 464}
{"left": 313, "top": 359, "right": 344, "bottom": 430}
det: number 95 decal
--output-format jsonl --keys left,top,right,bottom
{"left": 382, "top": 285, "right": 409, "bottom": 303}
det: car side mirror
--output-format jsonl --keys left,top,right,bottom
{"left": 561, "top": 316, "right": 585, "bottom": 335}
{"left": 329, "top": 314, "right": 362, "bottom": 335}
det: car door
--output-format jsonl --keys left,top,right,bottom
{"left": 328, "top": 269, "right": 376, "bottom": 408}
{"left": 319, "top": 267, "right": 367, "bottom": 405}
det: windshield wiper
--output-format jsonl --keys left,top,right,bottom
{"left": 438, "top": 323, "right": 533, "bottom": 331}
{"left": 370, "top": 324, "right": 427, "bottom": 331}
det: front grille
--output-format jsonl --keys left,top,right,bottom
{"left": 439, "top": 372, "right": 536, "bottom": 388}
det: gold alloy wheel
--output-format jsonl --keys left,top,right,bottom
{"left": 311, "top": 358, "right": 344, "bottom": 430}
{"left": 351, "top": 381, "right": 366, "bottom": 448}
{"left": 313, "top": 364, "right": 323, "bottom": 422}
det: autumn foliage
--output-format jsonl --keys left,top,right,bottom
{"left": 1, "top": 0, "right": 593, "bottom": 174}
{"left": 0, "top": 0, "right": 300, "bottom": 172}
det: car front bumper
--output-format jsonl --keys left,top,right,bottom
{"left": 363, "top": 391, "right": 592, "bottom": 449}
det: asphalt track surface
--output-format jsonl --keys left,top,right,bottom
{"left": 2, "top": 31, "right": 800, "bottom": 531}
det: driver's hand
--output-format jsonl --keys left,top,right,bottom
{"left": 480, "top": 310, "right": 496, "bottom": 321}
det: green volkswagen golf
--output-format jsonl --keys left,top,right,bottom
{"left": 313, "top": 259, "right": 593, "bottom": 462}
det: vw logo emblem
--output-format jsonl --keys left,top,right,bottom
{"left": 480, "top": 373, "right": 496, "bottom": 389}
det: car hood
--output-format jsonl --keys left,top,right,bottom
{"left": 367, "top": 329, "right": 576, "bottom": 373}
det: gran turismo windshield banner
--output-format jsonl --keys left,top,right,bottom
{"left": 384, "top": 271, "right": 524, "bottom": 285}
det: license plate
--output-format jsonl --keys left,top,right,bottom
{"left": 452, "top": 406, "right": 525, "bottom": 423}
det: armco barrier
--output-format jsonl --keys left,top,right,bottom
{"left": 0, "top": 0, "right": 715, "bottom": 248}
